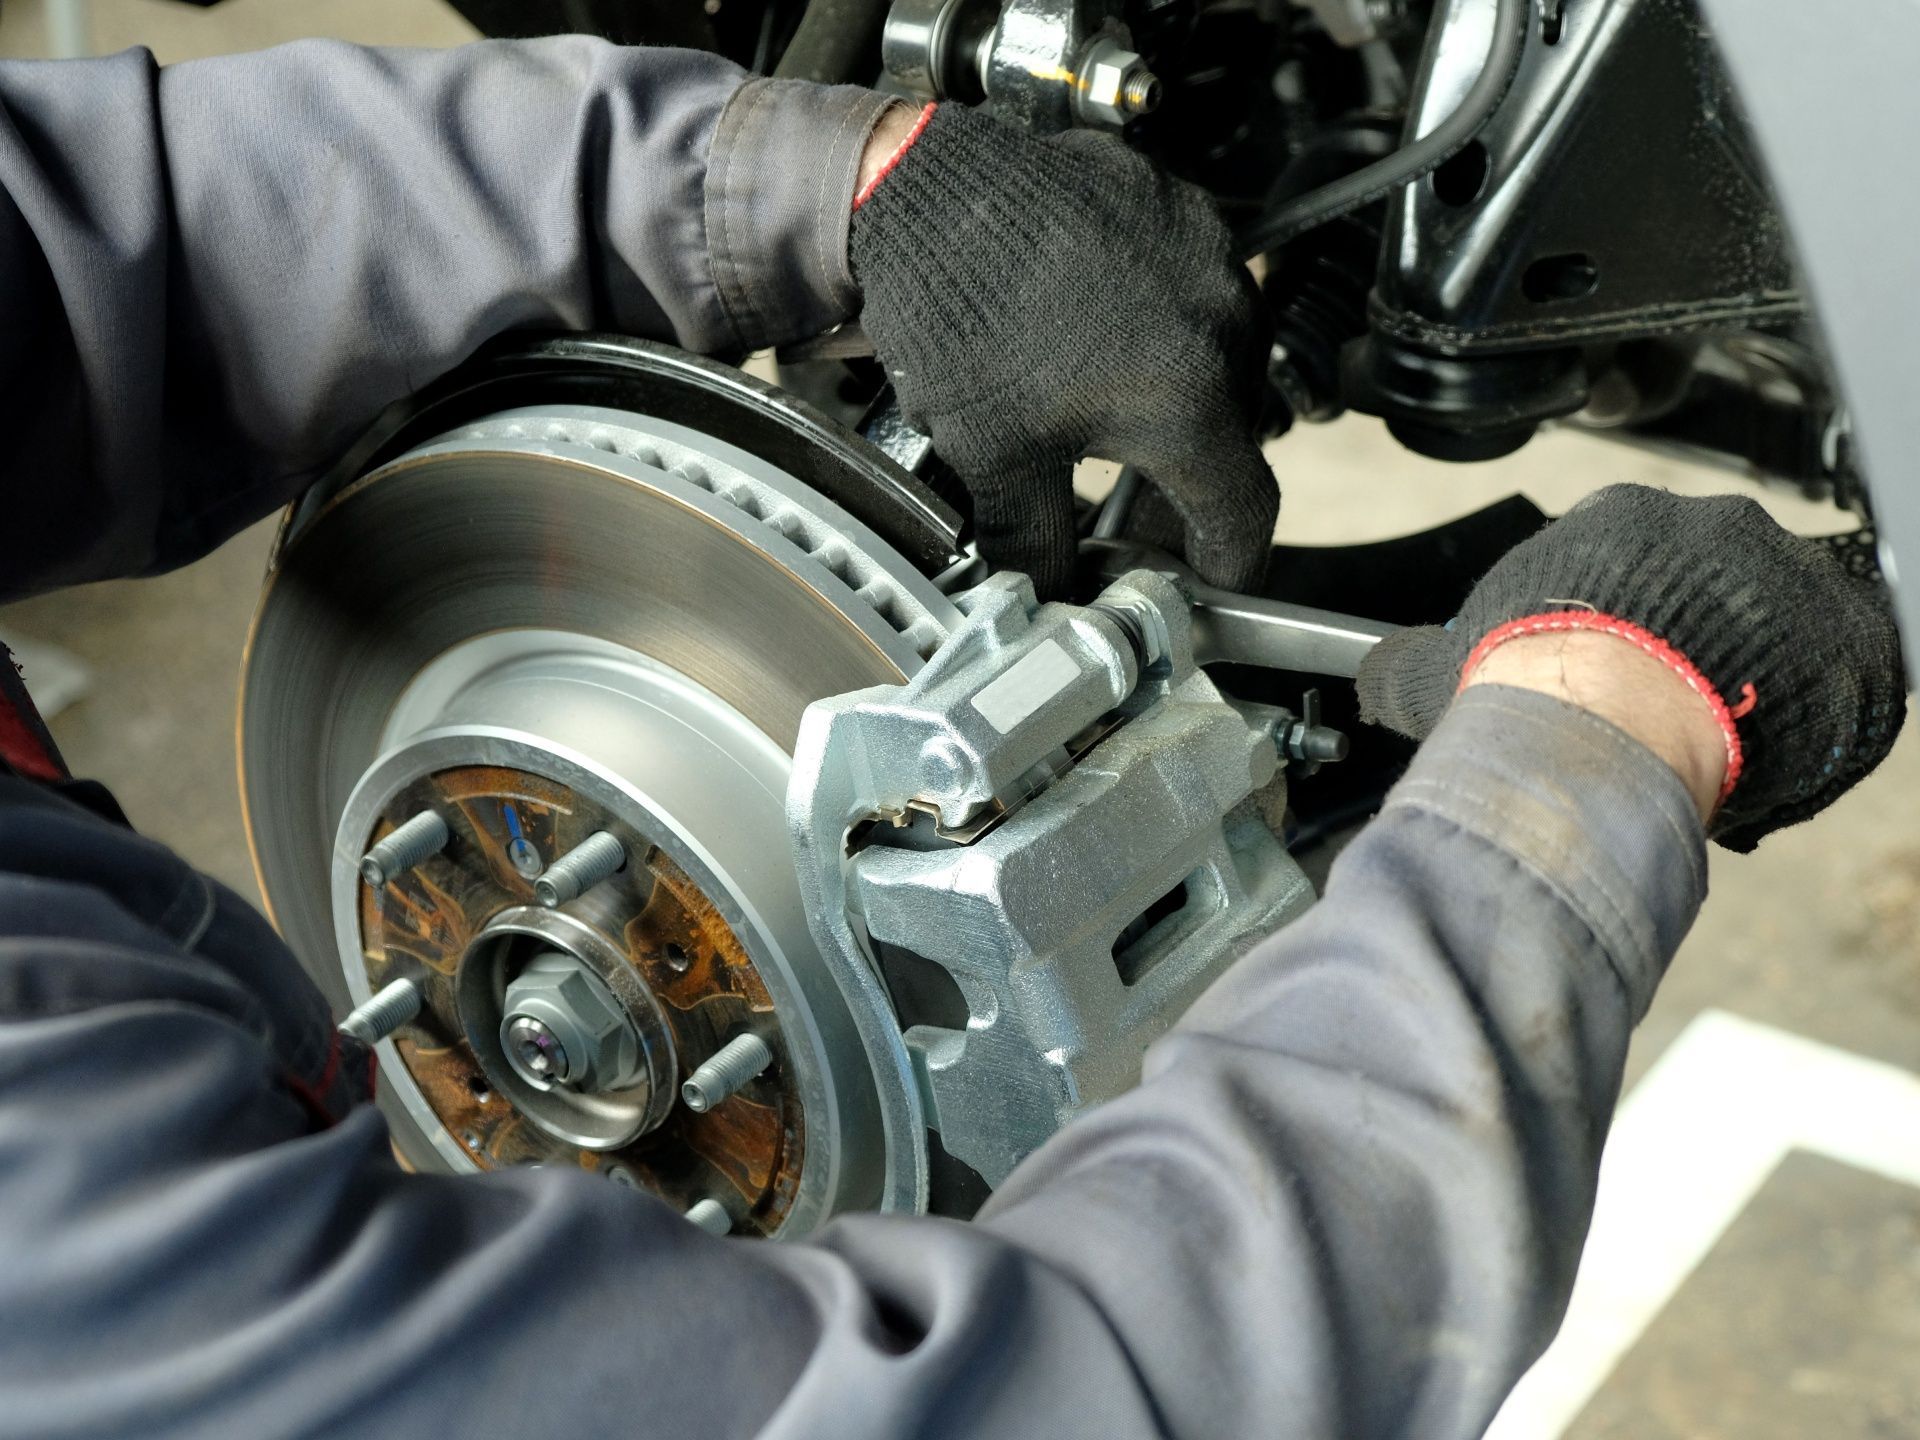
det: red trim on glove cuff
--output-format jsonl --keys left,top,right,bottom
{"left": 1458, "top": 610, "right": 1747, "bottom": 808}
{"left": 0, "top": 646, "right": 69, "bottom": 783}
{"left": 853, "top": 102, "right": 936, "bottom": 211}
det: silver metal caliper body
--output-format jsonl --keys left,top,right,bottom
{"left": 789, "top": 569, "right": 1317, "bottom": 1203}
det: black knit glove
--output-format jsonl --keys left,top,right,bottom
{"left": 1356, "top": 485, "right": 1907, "bottom": 850}
{"left": 849, "top": 103, "right": 1277, "bottom": 597}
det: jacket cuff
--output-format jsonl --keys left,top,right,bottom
{"left": 705, "top": 78, "right": 897, "bottom": 351}
{"left": 1383, "top": 685, "right": 1709, "bottom": 1020}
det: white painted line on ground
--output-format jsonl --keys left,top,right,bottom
{"left": 1484, "top": 1008, "right": 1920, "bottom": 1440}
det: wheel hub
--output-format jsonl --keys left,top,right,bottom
{"left": 241, "top": 393, "right": 962, "bottom": 1236}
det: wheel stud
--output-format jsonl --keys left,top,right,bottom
{"left": 685, "top": 1198, "right": 732, "bottom": 1235}
{"left": 681, "top": 1033, "right": 772, "bottom": 1113}
{"left": 359, "top": 810, "right": 449, "bottom": 888}
{"left": 337, "top": 977, "right": 423, "bottom": 1044}
{"left": 534, "top": 831, "right": 626, "bottom": 907}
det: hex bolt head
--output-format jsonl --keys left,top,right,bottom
{"left": 681, "top": 1032, "right": 774, "bottom": 1113}
{"left": 534, "top": 831, "right": 627, "bottom": 908}
{"left": 359, "top": 810, "right": 449, "bottom": 888}
{"left": 685, "top": 1198, "right": 733, "bottom": 1236}
{"left": 337, "top": 977, "right": 423, "bottom": 1045}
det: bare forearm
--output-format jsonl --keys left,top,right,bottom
{"left": 1466, "top": 629, "right": 1729, "bottom": 818}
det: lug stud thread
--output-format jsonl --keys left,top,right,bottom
{"left": 534, "top": 831, "right": 627, "bottom": 907}
{"left": 360, "top": 810, "right": 449, "bottom": 888}
{"left": 685, "top": 1198, "right": 732, "bottom": 1235}
{"left": 681, "top": 1033, "right": 773, "bottom": 1113}
{"left": 338, "top": 977, "right": 423, "bottom": 1045}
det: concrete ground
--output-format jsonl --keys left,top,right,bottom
{"left": 4, "top": 3, "right": 1917, "bottom": 1436}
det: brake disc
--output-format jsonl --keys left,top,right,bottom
{"left": 240, "top": 380, "right": 962, "bottom": 1237}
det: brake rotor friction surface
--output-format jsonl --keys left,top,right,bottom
{"left": 242, "top": 398, "right": 963, "bottom": 1232}
{"left": 360, "top": 767, "right": 806, "bottom": 1235}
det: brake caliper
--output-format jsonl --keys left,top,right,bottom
{"left": 790, "top": 570, "right": 1318, "bottom": 1206}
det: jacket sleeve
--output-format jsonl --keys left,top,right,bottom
{"left": 0, "top": 40, "right": 890, "bottom": 598}
{"left": 0, "top": 684, "right": 1707, "bottom": 1440}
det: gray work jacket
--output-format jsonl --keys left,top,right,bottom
{"left": 0, "top": 39, "right": 1709, "bottom": 1440}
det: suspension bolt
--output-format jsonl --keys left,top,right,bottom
{"left": 1075, "top": 39, "right": 1161, "bottom": 127}
{"left": 681, "top": 1033, "right": 773, "bottom": 1113}
{"left": 534, "top": 831, "right": 626, "bottom": 907}
{"left": 685, "top": 1198, "right": 733, "bottom": 1236}
{"left": 359, "top": 810, "right": 449, "bottom": 888}
{"left": 1120, "top": 65, "right": 1162, "bottom": 116}
{"left": 337, "top": 977, "right": 423, "bottom": 1044}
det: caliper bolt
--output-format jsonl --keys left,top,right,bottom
{"left": 681, "top": 1033, "right": 773, "bottom": 1113}
{"left": 685, "top": 1198, "right": 733, "bottom": 1236}
{"left": 534, "top": 831, "right": 626, "bottom": 907}
{"left": 337, "top": 977, "right": 423, "bottom": 1045}
{"left": 504, "top": 1014, "right": 573, "bottom": 1085}
{"left": 359, "top": 810, "right": 449, "bottom": 888}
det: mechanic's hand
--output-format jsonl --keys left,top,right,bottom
{"left": 1355, "top": 484, "right": 1908, "bottom": 850}
{"left": 849, "top": 102, "right": 1278, "bottom": 598}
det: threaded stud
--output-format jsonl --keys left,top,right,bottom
{"left": 534, "top": 831, "right": 626, "bottom": 907}
{"left": 1121, "top": 68, "right": 1162, "bottom": 115}
{"left": 338, "top": 977, "right": 423, "bottom": 1044}
{"left": 680, "top": 1033, "right": 773, "bottom": 1113}
{"left": 359, "top": 810, "right": 449, "bottom": 888}
{"left": 685, "top": 1198, "right": 732, "bottom": 1235}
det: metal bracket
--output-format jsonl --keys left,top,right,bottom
{"left": 789, "top": 569, "right": 1317, "bottom": 1195}
{"left": 884, "top": 0, "right": 1161, "bottom": 131}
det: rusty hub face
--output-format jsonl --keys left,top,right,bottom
{"left": 357, "top": 765, "right": 807, "bottom": 1236}
{"left": 329, "top": 629, "right": 905, "bottom": 1237}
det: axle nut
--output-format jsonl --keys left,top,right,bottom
{"left": 499, "top": 952, "right": 645, "bottom": 1094}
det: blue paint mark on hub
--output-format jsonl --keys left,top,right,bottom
{"left": 503, "top": 802, "right": 543, "bottom": 879}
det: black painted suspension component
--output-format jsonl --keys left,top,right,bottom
{"left": 1260, "top": 204, "right": 1384, "bottom": 433}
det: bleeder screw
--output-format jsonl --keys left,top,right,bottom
{"left": 1273, "top": 687, "right": 1349, "bottom": 777}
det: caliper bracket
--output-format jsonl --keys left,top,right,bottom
{"left": 789, "top": 569, "right": 1318, "bottom": 1203}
